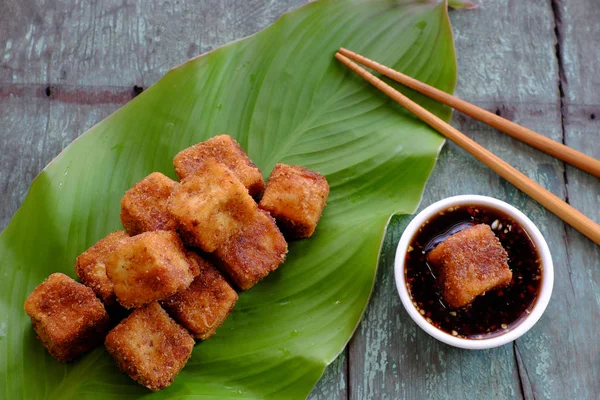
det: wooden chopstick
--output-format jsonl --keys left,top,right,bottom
{"left": 335, "top": 51, "right": 600, "bottom": 246}
{"left": 338, "top": 47, "right": 600, "bottom": 179}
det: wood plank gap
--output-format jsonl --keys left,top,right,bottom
{"left": 345, "top": 346, "right": 350, "bottom": 400}
{"left": 513, "top": 342, "right": 535, "bottom": 400}
{"left": 0, "top": 83, "right": 143, "bottom": 105}
{"left": 550, "top": 0, "right": 578, "bottom": 296}
{"left": 550, "top": 0, "right": 569, "bottom": 205}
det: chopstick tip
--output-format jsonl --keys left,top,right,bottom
{"left": 338, "top": 47, "right": 351, "bottom": 56}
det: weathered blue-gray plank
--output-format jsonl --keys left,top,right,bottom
{"left": 347, "top": 1, "right": 570, "bottom": 398}
{"left": 1, "top": 0, "right": 598, "bottom": 399}
{"left": 537, "top": 0, "right": 600, "bottom": 397}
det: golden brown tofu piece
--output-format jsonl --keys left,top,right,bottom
{"left": 427, "top": 224, "right": 512, "bottom": 309}
{"left": 105, "top": 302, "right": 194, "bottom": 391}
{"left": 174, "top": 135, "right": 265, "bottom": 197}
{"left": 75, "top": 230, "right": 128, "bottom": 306}
{"left": 167, "top": 160, "right": 258, "bottom": 252}
{"left": 105, "top": 231, "right": 196, "bottom": 309}
{"left": 214, "top": 210, "right": 288, "bottom": 290}
{"left": 259, "top": 164, "right": 329, "bottom": 239}
{"left": 161, "top": 253, "right": 238, "bottom": 340}
{"left": 24, "top": 273, "right": 110, "bottom": 362}
{"left": 120, "top": 172, "right": 178, "bottom": 236}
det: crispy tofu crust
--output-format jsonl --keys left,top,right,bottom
{"left": 105, "top": 231, "right": 196, "bottom": 308}
{"left": 75, "top": 231, "right": 128, "bottom": 305}
{"left": 105, "top": 302, "right": 194, "bottom": 391}
{"left": 24, "top": 273, "right": 111, "bottom": 362}
{"left": 184, "top": 250, "right": 202, "bottom": 276}
{"left": 173, "top": 135, "right": 265, "bottom": 197}
{"left": 214, "top": 210, "right": 288, "bottom": 290}
{"left": 259, "top": 164, "right": 329, "bottom": 239}
{"left": 161, "top": 252, "right": 238, "bottom": 340}
{"left": 167, "top": 160, "right": 259, "bottom": 252}
{"left": 427, "top": 224, "right": 513, "bottom": 309}
{"left": 120, "top": 172, "right": 178, "bottom": 236}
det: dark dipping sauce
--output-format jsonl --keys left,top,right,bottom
{"left": 405, "top": 205, "right": 542, "bottom": 339}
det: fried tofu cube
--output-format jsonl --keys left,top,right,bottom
{"left": 161, "top": 252, "right": 238, "bottom": 340}
{"left": 173, "top": 135, "right": 265, "bottom": 197}
{"left": 24, "top": 273, "right": 110, "bottom": 362}
{"left": 120, "top": 172, "right": 178, "bottom": 236}
{"left": 167, "top": 160, "right": 258, "bottom": 252}
{"left": 75, "top": 230, "right": 128, "bottom": 306}
{"left": 259, "top": 164, "right": 329, "bottom": 239}
{"left": 214, "top": 210, "right": 288, "bottom": 290}
{"left": 105, "top": 231, "right": 196, "bottom": 308}
{"left": 427, "top": 224, "right": 513, "bottom": 309}
{"left": 105, "top": 302, "right": 194, "bottom": 391}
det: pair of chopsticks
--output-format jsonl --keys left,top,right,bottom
{"left": 335, "top": 48, "right": 600, "bottom": 246}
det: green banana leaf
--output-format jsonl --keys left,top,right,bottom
{"left": 0, "top": 0, "right": 457, "bottom": 398}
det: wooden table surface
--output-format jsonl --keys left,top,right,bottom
{"left": 1, "top": 0, "right": 598, "bottom": 398}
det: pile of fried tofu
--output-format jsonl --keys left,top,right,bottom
{"left": 24, "top": 135, "right": 329, "bottom": 391}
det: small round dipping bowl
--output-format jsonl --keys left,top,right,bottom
{"left": 394, "top": 195, "right": 554, "bottom": 350}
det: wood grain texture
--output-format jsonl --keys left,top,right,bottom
{"left": 0, "top": 0, "right": 308, "bottom": 234}
{"left": 527, "top": 0, "right": 600, "bottom": 397}
{"left": 309, "top": 351, "right": 348, "bottom": 400}
{"left": 348, "top": 0, "right": 571, "bottom": 398}
{"left": 0, "top": 0, "right": 307, "bottom": 86}
{"left": 1, "top": 0, "right": 598, "bottom": 399}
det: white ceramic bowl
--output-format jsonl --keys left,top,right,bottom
{"left": 394, "top": 195, "right": 554, "bottom": 350}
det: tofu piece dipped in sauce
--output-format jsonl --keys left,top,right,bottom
{"left": 214, "top": 209, "right": 288, "bottom": 290}
{"left": 120, "top": 172, "right": 178, "bottom": 235}
{"left": 259, "top": 164, "right": 329, "bottom": 239}
{"left": 24, "top": 273, "right": 111, "bottom": 362}
{"left": 105, "top": 231, "right": 197, "bottom": 308}
{"left": 161, "top": 252, "right": 238, "bottom": 340}
{"left": 75, "top": 230, "right": 128, "bottom": 306}
{"left": 105, "top": 302, "right": 194, "bottom": 391}
{"left": 173, "top": 135, "right": 265, "bottom": 198}
{"left": 406, "top": 204, "right": 542, "bottom": 339}
{"left": 427, "top": 224, "right": 512, "bottom": 309}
